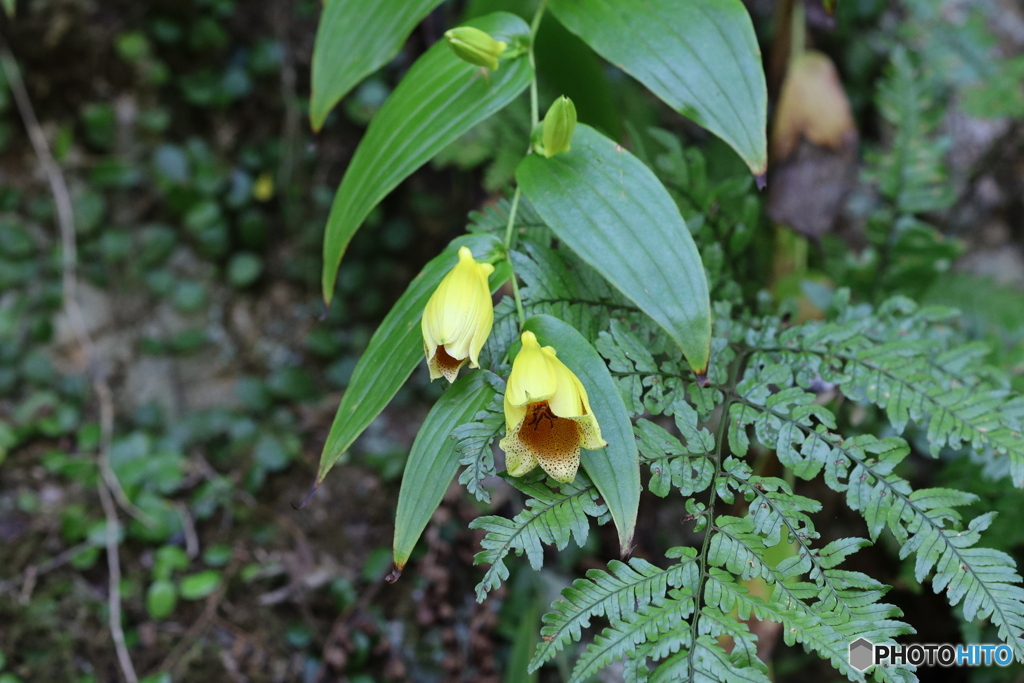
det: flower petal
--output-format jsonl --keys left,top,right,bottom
{"left": 506, "top": 331, "right": 558, "bottom": 406}
{"left": 499, "top": 412, "right": 538, "bottom": 477}
{"left": 570, "top": 413, "right": 607, "bottom": 451}
{"left": 547, "top": 354, "right": 588, "bottom": 418}
{"left": 428, "top": 345, "right": 469, "bottom": 383}
{"left": 503, "top": 391, "right": 527, "bottom": 435}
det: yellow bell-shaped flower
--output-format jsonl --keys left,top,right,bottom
{"left": 499, "top": 331, "right": 606, "bottom": 483}
{"left": 421, "top": 246, "right": 495, "bottom": 383}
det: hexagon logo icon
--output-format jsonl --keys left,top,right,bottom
{"left": 849, "top": 638, "right": 874, "bottom": 671}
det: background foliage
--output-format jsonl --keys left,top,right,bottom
{"left": 0, "top": 0, "right": 1023, "bottom": 681}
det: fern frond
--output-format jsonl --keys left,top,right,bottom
{"left": 714, "top": 464, "right": 890, "bottom": 624}
{"left": 596, "top": 320, "right": 661, "bottom": 414}
{"left": 598, "top": 321, "right": 730, "bottom": 419}
{"left": 531, "top": 548, "right": 699, "bottom": 670}
{"left": 485, "top": 296, "right": 520, "bottom": 370}
{"left": 707, "top": 504, "right": 912, "bottom": 681}
{"left": 736, "top": 396, "right": 1024, "bottom": 658}
{"left": 868, "top": 49, "right": 953, "bottom": 214}
{"left": 816, "top": 334, "right": 1024, "bottom": 477}
{"left": 647, "top": 633, "right": 770, "bottom": 683}
{"left": 569, "top": 587, "right": 695, "bottom": 683}
{"left": 467, "top": 191, "right": 547, "bottom": 237}
{"left": 705, "top": 569, "right": 914, "bottom": 683}
{"left": 694, "top": 606, "right": 764, "bottom": 669}
{"left": 453, "top": 391, "right": 505, "bottom": 503}
{"left": 470, "top": 475, "right": 606, "bottom": 601}
{"left": 513, "top": 244, "right": 642, "bottom": 342}
{"left": 748, "top": 299, "right": 1024, "bottom": 486}
{"left": 635, "top": 417, "right": 715, "bottom": 497}
{"left": 625, "top": 645, "right": 653, "bottom": 683}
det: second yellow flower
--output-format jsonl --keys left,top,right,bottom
{"left": 421, "top": 246, "right": 495, "bottom": 383}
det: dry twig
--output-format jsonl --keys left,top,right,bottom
{"left": 0, "top": 39, "right": 140, "bottom": 683}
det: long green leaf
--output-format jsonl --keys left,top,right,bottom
{"left": 516, "top": 125, "right": 712, "bottom": 375}
{"left": 317, "top": 233, "right": 505, "bottom": 484}
{"left": 394, "top": 371, "right": 497, "bottom": 570}
{"left": 547, "top": 0, "right": 767, "bottom": 176}
{"left": 524, "top": 314, "right": 640, "bottom": 556}
{"left": 310, "top": 0, "right": 444, "bottom": 131}
{"left": 321, "top": 12, "right": 532, "bottom": 305}
{"left": 506, "top": 599, "right": 541, "bottom": 683}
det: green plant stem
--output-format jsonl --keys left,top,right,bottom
{"left": 503, "top": 187, "right": 527, "bottom": 328}
{"left": 528, "top": 1, "right": 546, "bottom": 128}
{"left": 504, "top": 185, "right": 522, "bottom": 249}
{"left": 789, "top": 0, "right": 805, "bottom": 65}
{"left": 503, "top": 1, "right": 546, "bottom": 332}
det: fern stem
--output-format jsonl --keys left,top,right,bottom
{"left": 686, "top": 350, "right": 752, "bottom": 683}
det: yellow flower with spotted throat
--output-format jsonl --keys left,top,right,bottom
{"left": 421, "top": 246, "right": 494, "bottom": 383}
{"left": 499, "top": 331, "right": 606, "bottom": 483}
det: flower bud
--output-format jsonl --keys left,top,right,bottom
{"left": 538, "top": 95, "right": 577, "bottom": 158}
{"left": 444, "top": 26, "right": 507, "bottom": 71}
{"left": 421, "top": 246, "right": 495, "bottom": 383}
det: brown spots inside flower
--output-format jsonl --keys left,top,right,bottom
{"left": 432, "top": 345, "right": 467, "bottom": 383}
{"left": 519, "top": 401, "right": 582, "bottom": 482}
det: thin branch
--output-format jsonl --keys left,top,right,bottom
{"left": 176, "top": 502, "right": 200, "bottom": 559}
{"left": 0, "top": 41, "right": 139, "bottom": 683}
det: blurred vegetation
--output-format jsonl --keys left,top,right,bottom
{"left": 0, "top": 0, "right": 1022, "bottom": 681}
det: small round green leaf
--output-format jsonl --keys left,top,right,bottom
{"left": 179, "top": 570, "right": 221, "bottom": 600}
{"left": 228, "top": 252, "right": 263, "bottom": 288}
{"left": 146, "top": 580, "right": 178, "bottom": 620}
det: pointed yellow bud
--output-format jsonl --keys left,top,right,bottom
{"left": 444, "top": 26, "right": 508, "bottom": 71}
{"left": 539, "top": 95, "right": 577, "bottom": 158}
{"left": 421, "top": 246, "right": 495, "bottom": 383}
{"left": 499, "top": 331, "right": 606, "bottom": 483}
